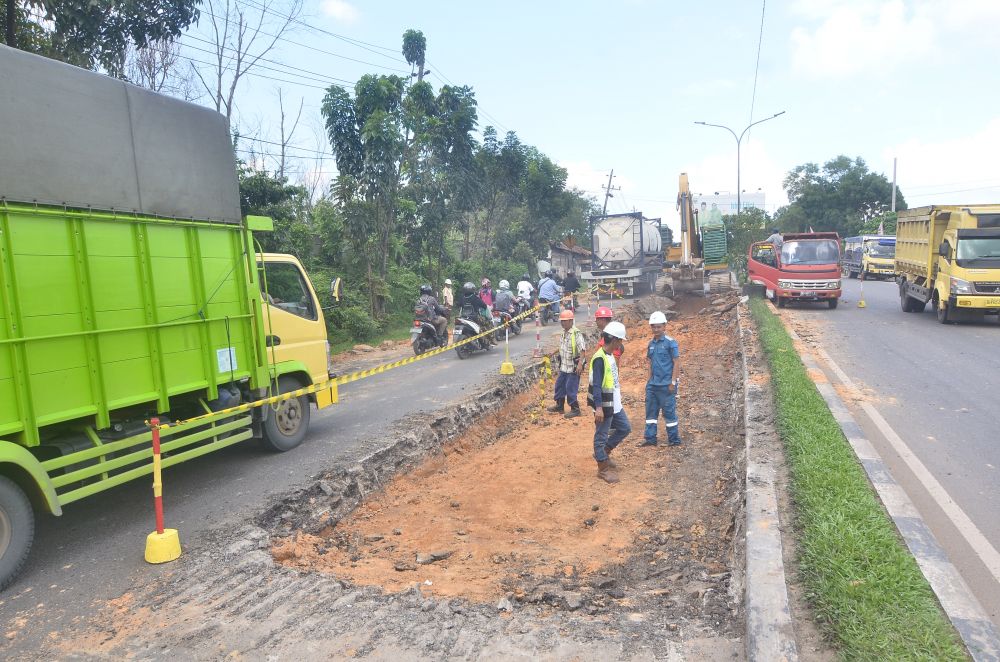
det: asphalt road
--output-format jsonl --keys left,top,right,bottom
{"left": 781, "top": 277, "right": 1000, "bottom": 625}
{"left": 0, "top": 317, "right": 575, "bottom": 650}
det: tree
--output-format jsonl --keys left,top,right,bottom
{"left": 124, "top": 38, "right": 199, "bottom": 99}
{"left": 193, "top": 0, "right": 303, "bottom": 122}
{"left": 401, "top": 29, "right": 426, "bottom": 82}
{"left": 4, "top": 0, "right": 199, "bottom": 77}
{"left": 723, "top": 208, "right": 771, "bottom": 280}
{"left": 775, "top": 155, "right": 906, "bottom": 237}
{"left": 322, "top": 73, "right": 407, "bottom": 317}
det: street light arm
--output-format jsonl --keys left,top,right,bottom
{"left": 694, "top": 121, "right": 739, "bottom": 143}
{"left": 738, "top": 110, "right": 786, "bottom": 142}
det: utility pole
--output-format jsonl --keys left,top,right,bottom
{"left": 891, "top": 157, "right": 897, "bottom": 212}
{"left": 602, "top": 169, "right": 620, "bottom": 216}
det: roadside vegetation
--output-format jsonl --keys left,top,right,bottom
{"left": 750, "top": 298, "right": 966, "bottom": 661}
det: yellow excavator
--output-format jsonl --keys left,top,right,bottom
{"left": 666, "top": 173, "right": 733, "bottom": 295}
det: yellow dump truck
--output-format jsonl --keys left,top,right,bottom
{"left": 896, "top": 205, "right": 1000, "bottom": 323}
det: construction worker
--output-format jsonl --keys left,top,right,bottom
{"left": 589, "top": 321, "right": 631, "bottom": 483}
{"left": 549, "top": 309, "right": 586, "bottom": 418}
{"left": 639, "top": 311, "right": 682, "bottom": 447}
{"left": 594, "top": 306, "right": 623, "bottom": 360}
{"left": 441, "top": 278, "right": 454, "bottom": 308}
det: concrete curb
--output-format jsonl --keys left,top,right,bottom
{"left": 778, "top": 312, "right": 1000, "bottom": 662}
{"left": 738, "top": 303, "right": 799, "bottom": 662}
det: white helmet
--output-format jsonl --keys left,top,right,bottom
{"left": 445, "top": 278, "right": 452, "bottom": 285}
{"left": 498, "top": 279, "right": 510, "bottom": 290}
{"left": 649, "top": 311, "right": 667, "bottom": 325}
{"left": 603, "top": 320, "right": 628, "bottom": 340}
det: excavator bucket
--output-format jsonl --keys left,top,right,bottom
{"left": 667, "top": 264, "right": 707, "bottom": 296}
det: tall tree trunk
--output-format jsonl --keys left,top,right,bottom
{"left": 5, "top": 0, "right": 16, "bottom": 48}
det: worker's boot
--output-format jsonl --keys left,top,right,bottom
{"left": 564, "top": 406, "right": 581, "bottom": 419}
{"left": 547, "top": 399, "right": 565, "bottom": 413}
{"left": 605, "top": 453, "right": 618, "bottom": 469}
{"left": 597, "top": 460, "right": 619, "bottom": 483}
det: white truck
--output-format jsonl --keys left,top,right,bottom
{"left": 581, "top": 212, "right": 663, "bottom": 296}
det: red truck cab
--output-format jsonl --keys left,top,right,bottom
{"left": 748, "top": 232, "right": 842, "bottom": 309}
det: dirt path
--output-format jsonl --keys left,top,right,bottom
{"left": 274, "top": 296, "right": 748, "bottom": 636}
{"left": 31, "top": 296, "right": 749, "bottom": 661}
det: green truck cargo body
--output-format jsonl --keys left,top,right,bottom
{"left": 0, "top": 204, "right": 265, "bottom": 448}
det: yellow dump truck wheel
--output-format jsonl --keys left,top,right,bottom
{"left": 262, "top": 376, "right": 312, "bottom": 452}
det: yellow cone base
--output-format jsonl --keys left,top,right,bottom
{"left": 857, "top": 300, "right": 866, "bottom": 308}
{"left": 500, "top": 361, "right": 515, "bottom": 375}
{"left": 145, "top": 529, "right": 182, "bottom": 564}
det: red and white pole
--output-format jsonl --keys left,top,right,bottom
{"left": 532, "top": 300, "right": 543, "bottom": 358}
{"left": 144, "top": 417, "right": 182, "bottom": 564}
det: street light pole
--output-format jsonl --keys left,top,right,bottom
{"left": 694, "top": 111, "right": 786, "bottom": 215}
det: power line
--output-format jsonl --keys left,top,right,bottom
{"left": 426, "top": 58, "right": 512, "bottom": 134}
{"left": 179, "top": 37, "right": 355, "bottom": 87}
{"left": 238, "top": 0, "right": 407, "bottom": 63}
{"left": 747, "top": 0, "right": 767, "bottom": 136}
{"left": 908, "top": 184, "right": 1000, "bottom": 198}
{"left": 192, "top": 6, "right": 409, "bottom": 73}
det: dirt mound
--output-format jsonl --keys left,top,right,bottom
{"left": 273, "top": 301, "right": 746, "bottom": 627}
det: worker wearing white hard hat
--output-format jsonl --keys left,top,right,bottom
{"left": 441, "top": 278, "right": 454, "bottom": 308}
{"left": 588, "top": 319, "right": 631, "bottom": 483}
{"left": 639, "top": 311, "right": 682, "bottom": 447}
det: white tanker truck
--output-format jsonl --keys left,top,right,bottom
{"left": 581, "top": 212, "right": 663, "bottom": 296}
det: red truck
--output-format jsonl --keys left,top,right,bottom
{"left": 748, "top": 232, "right": 842, "bottom": 309}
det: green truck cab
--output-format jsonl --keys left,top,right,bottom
{"left": 896, "top": 205, "right": 1000, "bottom": 323}
{"left": 0, "top": 46, "right": 335, "bottom": 587}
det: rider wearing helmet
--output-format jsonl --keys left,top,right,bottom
{"left": 479, "top": 278, "right": 494, "bottom": 309}
{"left": 460, "top": 280, "right": 489, "bottom": 321}
{"left": 494, "top": 279, "right": 515, "bottom": 314}
{"left": 516, "top": 273, "right": 535, "bottom": 307}
{"left": 416, "top": 284, "right": 449, "bottom": 340}
{"left": 547, "top": 309, "right": 586, "bottom": 418}
{"left": 589, "top": 320, "right": 631, "bottom": 483}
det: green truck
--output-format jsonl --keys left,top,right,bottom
{"left": 0, "top": 46, "right": 336, "bottom": 588}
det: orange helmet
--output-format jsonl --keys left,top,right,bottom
{"left": 559, "top": 309, "right": 575, "bottom": 321}
{"left": 595, "top": 306, "right": 613, "bottom": 319}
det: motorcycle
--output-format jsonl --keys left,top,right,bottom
{"left": 410, "top": 319, "right": 447, "bottom": 356}
{"left": 513, "top": 296, "right": 532, "bottom": 329}
{"left": 453, "top": 317, "right": 492, "bottom": 359}
{"left": 538, "top": 297, "right": 560, "bottom": 326}
{"left": 492, "top": 308, "right": 521, "bottom": 339}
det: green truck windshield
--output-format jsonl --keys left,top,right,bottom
{"left": 781, "top": 239, "right": 840, "bottom": 265}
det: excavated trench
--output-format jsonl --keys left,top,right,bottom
{"left": 267, "top": 295, "right": 749, "bottom": 641}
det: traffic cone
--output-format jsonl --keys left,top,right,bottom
{"left": 500, "top": 328, "right": 515, "bottom": 374}
{"left": 858, "top": 278, "right": 867, "bottom": 308}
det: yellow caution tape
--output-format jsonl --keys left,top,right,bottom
{"left": 150, "top": 294, "right": 577, "bottom": 431}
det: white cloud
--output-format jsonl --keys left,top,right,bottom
{"left": 321, "top": 0, "right": 360, "bottom": 23}
{"left": 884, "top": 118, "right": 1000, "bottom": 206}
{"left": 789, "top": 0, "right": 1000, "bottom": 78}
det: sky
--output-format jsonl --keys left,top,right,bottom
{"left": 180, "top": 0, "right": 1000, "bottom": 235}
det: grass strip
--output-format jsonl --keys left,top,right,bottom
{"left": 749, "top": 298, "right": 966, "bottom": 661}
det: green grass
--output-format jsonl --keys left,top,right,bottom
{"left": 328, "top": 315, "right": 415, "bottom": 355}
{"left": 749, "top": 298, "right": 967, "bottom": 661}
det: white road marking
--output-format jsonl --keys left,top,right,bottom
{"left": 814, "top": 345, "right": 1000, "bottom": 586}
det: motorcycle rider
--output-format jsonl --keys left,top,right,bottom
{"left": 516, "top": 272, "right": 535, "bottom": 304}
{"left": 416, "top": 284, "right": 449, "bottom": 343}
{"left": 459, "top": 281, "right": 495, "bottom": 345}
{"left": 537, "top": 270, "right": 562, "bottom": 316}
{"left": 479, "top": 278, "right": 495, "bottom": 310}
{"left": 563, "top": 270, "right": 581, "bottom": 309}
{"left": 494, "top": 279, "right": 516, "bottom": 314}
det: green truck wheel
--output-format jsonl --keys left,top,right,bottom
{"left": 0, "top": 476, "right": 34, "bottom": 592}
